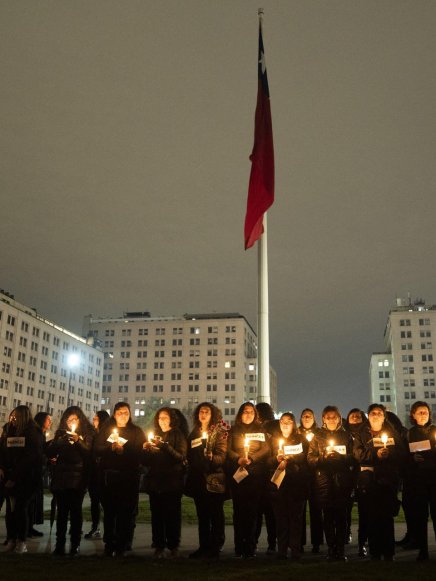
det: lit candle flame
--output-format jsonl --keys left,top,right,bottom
{"left": 202, "top": 431, "right": 208, "bottom": 441}
{"left": 112, "top": 428, "right": 119, "bottom": 442}
{"left": 278, "top": 439, "right": 284, "bottom": 453}
{"left": 328, "top": 439, "right": 335, "bottom": 453}
{"left": 148, "top": 431, "right": 154, "bottom": 443}
{"left": 306, "top": 432, "right": 314, "bottom": 442}
{"left": 71, "top": 422, "right": 77, "bottom": 434}
{"left": 381, "top": 433, "right": 388, "bottom": 448}
{"left": 244, "top": 437, "right": 250, "bottom": 459}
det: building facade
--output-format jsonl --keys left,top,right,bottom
{"left": 83, "top": 311, "right": 278, "bottom": 424}
{"left": 0, "top": 290, "right": 103, "bottom": 424}
{"left": 369, "top": 296, "right": 436, "bottom": 425}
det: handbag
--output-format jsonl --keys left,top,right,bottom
{"left": 206, "top": 472, "right": 226, "bottom": 494}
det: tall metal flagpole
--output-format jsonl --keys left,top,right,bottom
{"left": 257, "top": 211, "right": 270, "bottom": 403}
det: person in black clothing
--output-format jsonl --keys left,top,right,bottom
{"left": 254, "top": 402, "right": 278, "bottom": 554}
{"left": 94, "top": 402, "right": 145, "bottom": 557}
{"left": 307, "top": 405, "right": 355, "bottom": 561}
{"left": 269, "top": 412, "right": 309, "bottom": 560}
{"left": 185, "top": 402, "right": 228, "bottom": 559}
{"left": 47, "top": 406, "right": 95, "bottom": 556}
{"left": 84, "top": 410, "right": 110, "bottom": 540}
{"left": 344, "top": 408, "right": 368, "bottom": 556}
{"left": 142, "top": 406, "right": 187, "bottom": 559}
{"left": 227, "top": 402, "right": 269, "bottom": 559}
{"left": 27, "top": 411, "right": 52, "bottom": 539}
{"left": 406, "top": 401, "right": 436, "bottom": 561}
{"left": 298, "top": 408, "right": 323, "bottom": 554}
{"left": 353, "top": 403, "right": 406, "bottom": 561}
{"left": 0, "top": 405, "right": 43, "bottom": 554}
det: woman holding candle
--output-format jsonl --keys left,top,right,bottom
{"left": 94, "top": 402, "right": 145, "bottom": 557}
{"left": 142, "top": 407, "right": 187, "bottom": 558}
{"left": 227, "top": 402, "right": 269, "bottom": 559}
{"left": 307, "top": 405, "right": 355, "bottom": 561}
{"left": 353, "top": 403, "right": 406, "bottom": 561}
{"left": 185, "top": 402, "right": 228, "bottom": 559}
{"left": 298, "top": 408, "right": 323, "bottom": 554}
{"left": 405, "top": 401, "right": 436, "bottom": 561}
{"left": 47, "top": 406, "right": 95, "bottom": 556}
{"left": 0, "top": 405, "right": 43, "bottom": 554}
{"left": 269, "top": 412, "right": 309, "bottom": 560}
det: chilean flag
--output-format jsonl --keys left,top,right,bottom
{"left": 244, "top": 21, "right": 275, "bottom": 250}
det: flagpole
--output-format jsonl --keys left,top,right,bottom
{"left": 257, "top": 212, "right": 270, "bottom": 403}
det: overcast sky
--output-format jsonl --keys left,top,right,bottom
{"left": 2, "top": 1, "right": 436, "bottom": 419}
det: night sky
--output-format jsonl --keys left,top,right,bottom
{"left": 2, "top": 1, "right": 436, "bottom": 419}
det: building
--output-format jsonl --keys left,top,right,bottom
{"left": 369, "top": 296, "right": 436, "bottom": 425}
{"left": 368, "top": 353, "right": 395, "bottom": 412}
{"left": 0, "top": 290, "right": 103, "bottom": 424}
{"left": 83, "top": 311, "right": 278, "bottom": 424}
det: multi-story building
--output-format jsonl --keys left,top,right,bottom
{"left": 369, "top": 296, "right": 436, "bottom": 425}
{"left": 368, "top": 353, "right": 395, "bottom": 411}
{"left": 0, "top": 290, "right": 103, "bottom": 424}
{"left": 83, "top": 311, "right": 278, "bottom": 424}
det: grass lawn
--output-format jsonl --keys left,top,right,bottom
{"left": 0, "top": 554, "right": 434, "bottom": 581}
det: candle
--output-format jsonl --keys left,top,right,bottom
{"left": 202, "top": 431, "right": 208, "bottom": 443}
{"left": 70, "top": 422, "right": 77, "bottom": 434}
{"left": 148, "top": 431, "right": 154, "bottom": 443}
{"left": 278, "top": 439, "right": 284, "bottom": 455}
{"left": 306, "top": 432, "right": 314, "bottom": 443}
{"left": 45, "top": 431, "right": 50, "bottom": 442}
{"left": 244, "top": 437, "right": 250, "bottom": 460}
{"left": 328, "top": 439, "right": 335, "bottom": 453}
{"left": 381, "top": 433, "right": 388, "bottom": 448}
{"left": 112, "top": 428, "right": 119, "bottom": 443}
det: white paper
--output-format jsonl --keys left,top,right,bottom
{"left": 244, "top": 433, "right": 266, "bottom": 442}
{"left": 372, "top": 437, "right": 395, "bottom": 448}
{"left": 332, "top": 445, "right": 346, "bottom": 455}
{"left": 271, "top": 468, "right": 286, "bottom": 489}
{"left": 283, "top": 443, "right": 303, "bottom": 456}
{"left": 233, "top": 467, "right": 249, "bottom": 483}
{"left": 409, "top": 440, "right": 431, "bottom": 453}
{"left": 360, "top": 466, "right": 374, "bottom": 472}
{"left": 191, "top": 437, "right": 202, "bottom": 448}
{"left": 107, "top": 434, "right": 128, "bottom": 446}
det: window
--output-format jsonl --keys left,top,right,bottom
{"left": 400, "top": 331, "right": 412, "bottom": 338}
{"left": 401, "top": 355, "right": 414, "bottom": 362}
{"left": 189, "top": 338, "right": 200, "bottom": 345}
{"left": 420, "top": 330, "right": 431, "bottom": 338}
{"left": 399, "top": 319, "right": 411, "bottom": 326}
{"left": 419, "top": 318, "right": 430, "bottom": 326}
{"left": 7, "top": 315, "right": 16, "bottom": 326}
{"left": 208, "top": 326, "right": 218, "bottom": 334}
{"left": 422, "top": 354, "right": 433, "bottom": 362}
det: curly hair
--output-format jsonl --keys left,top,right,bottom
{"left": 192, "top": 402, "right": 222, "bottom": 429}
{"left": 153, "top": 406, "right": 179, "bottom": 431}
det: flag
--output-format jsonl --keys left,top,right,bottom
{"left": 244, "top": 19, "right": 275, "bottom": 250}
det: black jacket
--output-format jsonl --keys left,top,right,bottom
{"left": 268, "top": 431, "right": 309, "bottom": 498}
{"left": 48, "top": 428, "right": 94, "bottom": 491}
{"left": 227, "top": 422, "right": 269, "bottom": 479}
{"left": 405, "top": 423, "right": 436, "bottom": 492}
{"left": 142, "top": 427, "right": 187, "bottom": 494}
{"left": 185, "top": 426, "right": 227, "bottom": 496}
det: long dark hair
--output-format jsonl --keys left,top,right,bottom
{"left": 234, "top": 402, "right": 260, "bottom": 426}
{"left": 153, "top": 407, "right": 179, "bottom": 432}
{"left": 57, "top": 406, "right": 94, "bottom": 437}
{"left": 34, "top": 412, "right": 51, "bottom": 431}
{"left": 7, "top": 405, "right": 36, "bottom": 436}
{"left": 192, "top": 402, "right": 222, "bottom": 430}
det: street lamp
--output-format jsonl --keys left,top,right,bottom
{"left": 67, "top": 353, "right": 80, "bottom": 406}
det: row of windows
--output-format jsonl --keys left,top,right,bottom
{"left": 401, "top": 354, "right": 434, "bottom": 362}
{"left": 100, "top": 325, "right": 239, "bottom": 337}
{"left": 400, "top": 318, "right": 431, "bottom": 326}
{"left": 400, "top": 330, "right": 431, "bottom": 338}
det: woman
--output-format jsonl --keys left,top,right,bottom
{"left": 298, "top": 408, "right": 323, "bottom": 554}
{"left": 406, "top": 401, "right": 436, "bottom": 561}
{"left": 84, "top": 410, "right": 110, "bottom": 540}
{"left": 142, "top": 407, "right": 187, "bottom": 559}
{"left": 353, "top": 403, "right": 406, "bottom": 561}
{"left": 47, "top": 406, "right": 95, "bottom": 556}
{"left": 94, "top": 402, "right": 145, "bottom": 557}
{"left": 185, "top": 402, "right": 228, "bottom": 559}
{"left": 269, "top": 412, "right": 309, "bottom": 560}
{"left": 227, "top": 402, "right": 269, "bottom": 559}
{"left": 307, "top": 405, "right": 355, "bottom": 561}
{"left": 0, "top": 406, "right": 43, "bottom": 553}
{"left": 27, "top": 412, "right": 52, "bottom": 538}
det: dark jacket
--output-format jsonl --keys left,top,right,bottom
{"left": 185, "top": 426, "right": 227, "bottom": 496}
{"left": 0, "top": 422, "right": 43, "bottom": 496}
{"left": 405, "top": 423, "right": 436, "bottom": 492}
{"left": 307, "top": 426, "right": 355, "bottom": 506}
{"left": 142, "top": 427, "right": 187, "bottom": 494}
{"left": 268, "top": 431, "right": 309, "bottom": 498}
{"left": 227, "top": 422, "right": 269, "bottom": 478}
{"left": 353, "top": 423, "right": 406, "bottom": 491}
{"left": 48, "top": 428, "right": 94, "bottom": 491}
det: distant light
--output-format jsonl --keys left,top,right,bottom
{"left": 170, "top": 399, "right": 176, "bottom": 405}
{"left": 67, "top": 353, "right": 80, "bottom": 368}
{"left": 248, "top": 364, "right": 255, "bottom": 371}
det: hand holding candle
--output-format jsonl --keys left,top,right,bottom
{"left": 278, "top": 438, "right": 284, "bottom": 455}
{"left": 328, "top": 439, "right": 335, "bottom": 454}
{"left": 244, "top": 437, "right": 250, "bottom": 460}
{"left": 112, "top": 428, "right": 119, "bottom": 443}
{"left": 306, "top": 432, "right": 314, "bottom": 443}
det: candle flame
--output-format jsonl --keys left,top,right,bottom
{"left": 71, "top": 422, "right": 77, "bottom": 433}
{"left": 306, "top": 432, "right": 314, "bottom": 442}
{"left": 148, "top": 431, "right": 154, "bottom": 442}
{"left": 329, "top": 439, "right": 335, "bottom": 448}
{"left": 202, "top": 432, "right": 208, "bottom": 440}
{"left": 381, "top": 433, "right": 388, "bottom": 444}
{"left": 244, "top": 437, "right": 249, "bottom": 448}
{"left": 278, "top": 439, "right": 284, "bottom": 450}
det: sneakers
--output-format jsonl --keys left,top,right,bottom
{"left": 15, "top": 542, "right": 28, "bottom": 554}
{"left": 5, "top": 540, "right": 16, "bottom": 552}
{"left": 84, "top": 529, "right": 101, "bottom": 540}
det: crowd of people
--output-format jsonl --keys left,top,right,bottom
{"left": 0, "top": 399, "right": 434, "bottom": 563}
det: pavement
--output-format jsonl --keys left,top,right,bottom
{"left": 0, "top": 493, "right": 435, "bottom": 561}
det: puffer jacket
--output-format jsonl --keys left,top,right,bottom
{"left": 307, "top": 426, "right": 355, "bottom": 507}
